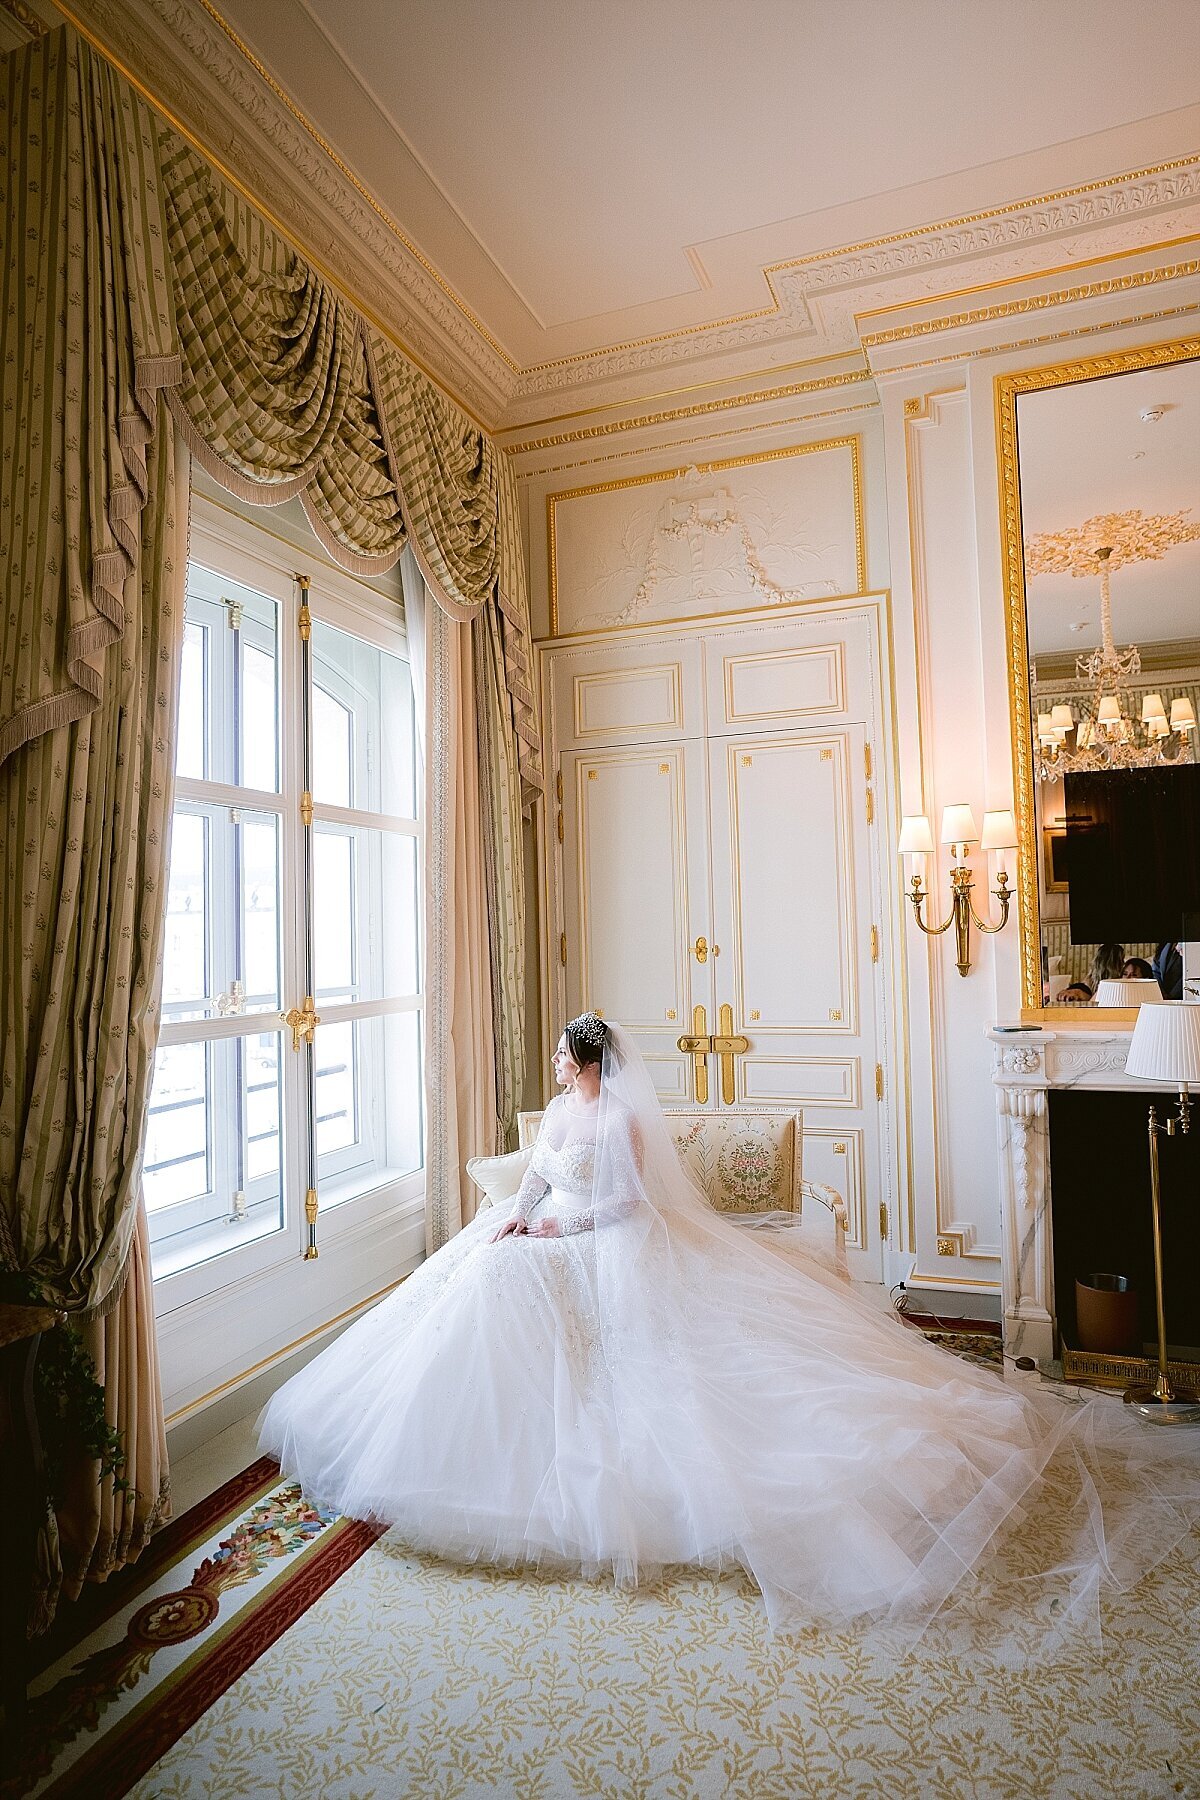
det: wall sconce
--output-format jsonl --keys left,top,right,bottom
{"left": 898, "top": 805, "right": 1017, "bottom": 977}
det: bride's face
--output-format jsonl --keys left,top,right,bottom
{"left": 552, "top": 1035, "right": 580, "bottom": 1089}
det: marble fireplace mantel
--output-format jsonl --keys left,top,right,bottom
{"left": 987, "top": 1023, "right": 1147, "bottom": 1364}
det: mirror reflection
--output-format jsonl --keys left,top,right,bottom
{"left": 1016, "top": 357, "right": 1200, "bottom": 1007}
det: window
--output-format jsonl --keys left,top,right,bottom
{"left": 145, "top": 513, "right": 422, "bottom": 1289}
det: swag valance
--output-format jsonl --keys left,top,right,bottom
{"left": 0, "top": 25, "right": 540, "bottom": 805}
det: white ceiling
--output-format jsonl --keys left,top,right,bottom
{"left": 215, "top": 0, "right": 1200, "bottom": 365}
{"left": 1018, "top": 359, "right": 1200, "bottom": 657}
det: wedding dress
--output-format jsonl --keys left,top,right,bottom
{"left": 259, "top": 1021, "right": 1198, "bottom": 1642}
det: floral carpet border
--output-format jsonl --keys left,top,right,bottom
{"left": 32, "top": 1458, "right": 284, "bottom": 1679}
{"left": 41, "top": 1512, "right": 384, "bottom": 1800}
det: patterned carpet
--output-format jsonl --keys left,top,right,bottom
{"left": 127, "top": 1500, "right": 1200, "bottom": 1800}
{"left": 10, "top": 1333, "right": 1199, "bottom": 1800}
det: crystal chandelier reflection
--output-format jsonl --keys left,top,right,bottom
{"left": 1026, "top": 510, "right": 1199, "bottom": 781}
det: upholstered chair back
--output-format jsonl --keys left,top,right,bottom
{"left": 517, "top": 1108, "right": 805, "bottom": 1215}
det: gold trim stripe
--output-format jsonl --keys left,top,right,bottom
{"left": 547, "top": 435, "right": 866, "bottom": 636}
{"left": 521, "top": 402, "right": 876, "bottom": 483}
{"left": 164, "top": 1276, "right": 406, "bottom": 1426}
{"left": 863, "top": 261, "right": 1200, "bottom": 348}
{"left": 505, "top": 368, "right": 874, "bottom": 456}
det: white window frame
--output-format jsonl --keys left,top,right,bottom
{"left": 152, "top": 493, "right": 426, "bottom": 1416}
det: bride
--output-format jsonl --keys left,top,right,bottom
{"left": 259, "top": 1013, "right": 1196, "bottom": 1639}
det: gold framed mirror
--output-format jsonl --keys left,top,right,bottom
{"left": 996, "top": 333, "right": 1200, "bottom": 1020}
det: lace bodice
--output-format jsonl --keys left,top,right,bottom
{"left": 530, "top": 1137, "right": 596, "bottom": 1196}
{"left": 514, "top": 1094, "right": 639, "bottom": 1234}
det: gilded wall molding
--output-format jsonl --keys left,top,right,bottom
{"left": 862, "top": 258, "right": 1200, "bottom": 348}
{"left": 502, "top": 368, "right": 875, "bottom": 457}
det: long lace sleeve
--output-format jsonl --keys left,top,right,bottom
{"left": 559, "top": 1119, "right": 643, "bottom": 1234}
{"left": 514, "top": 1161, "right": 549, "bottom": 1223}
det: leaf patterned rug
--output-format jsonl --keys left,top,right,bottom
{"left": 9, "top": 1338, "right": 1198, "bottom": 1800}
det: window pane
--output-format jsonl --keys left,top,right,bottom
{"left": 319, "top": 1011, "right": 423, "bottom": 1211}
{"left": 315, "top": 1020, "right": 358, "bottom": 1158}
{"left": 146, "top": 1030, "right": 286, "bottom": 1278}
{"left": 312, "top": 680, "right": 352, "bottom": 809}
{"left": 161, "top": 804, "right": 281, "bottom": 1022}
{"left": 239, "top": 810, "right": 281, "bottom": 1012}
{"left": 311, "top": 619, "right": 414, "bottom": 816}
{"left": 162, "top": 812, "right": 209, "bottom": 1014}
{"left": 176, "top": 620, "right": 207, "bottom": 779}
{"left": 183, "top": 567, "right": 279, "bottom": 793}
{"left": 313, "top": 825, "right": 418, "bottom": 1005}
{"left": 241, "top": 639, "right": 278, "bottom": 792}
{"left": 143, "top": 1042, "right": 210, "bottom": 1211}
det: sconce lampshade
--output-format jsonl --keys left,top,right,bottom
{"left": 940, "top": 804, "right": 979, "bottom": 846}
{"left": 1125, "top": 1001, "right": 1200, "bottom": 1087}
{"left": 1097, "top": 695, "right": 1121, "bottom": 725}
{"left": 980, "top": 809, "right": 1018, "bottom": 851}
{"left": 1170, "top": 697, "right": 1197, "bottom": 732}
{"left": 1050, "top": 704, "right": 1074, "bottom": 730}
{"left": 898, "top": 814, "right": 934, "bottom": 854}
{"left": 1141, "top": 693, "right": 1167, "bottom": 723}
{"left": 1093, "top": 978, "right": 1163, "bottom": 1008}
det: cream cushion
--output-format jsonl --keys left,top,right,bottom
{"left": 467, "top": 1146, "right": 532, "bottom": 1211}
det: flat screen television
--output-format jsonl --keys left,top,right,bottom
{"left": 1064, "top": 763, "right": 1200, "bottom": 944}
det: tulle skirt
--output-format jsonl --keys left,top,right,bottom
{"left": 258, "top": 1195, "right": 1199, "bottom": 1645}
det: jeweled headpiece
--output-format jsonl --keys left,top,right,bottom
{"left": 566, "top": 1011, "right": 607, "bottom": 1050}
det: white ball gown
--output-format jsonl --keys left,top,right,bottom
{"left": 259, "top": 1024, "right": 1198, "bottom": 1641}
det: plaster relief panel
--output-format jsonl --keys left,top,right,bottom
{"left": 548, "top": 440, "right": 863, "bottom": 637}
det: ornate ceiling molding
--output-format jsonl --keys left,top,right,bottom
{"left": 59, "top": 0, "right": 521, "bottom": 421}
{"left": 514, "top": 159, "right": 1200, "bottom": 398}
{"left": 29, "top": 0, "right": 1200, "bottom": 424}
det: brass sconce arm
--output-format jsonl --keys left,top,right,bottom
{"left": 906, "top": 862, "right": 1013, "bottom": 978}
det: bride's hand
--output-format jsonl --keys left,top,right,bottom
{"left": 524, "top": 1218, "right": 561, "bottom": 1239}
{"left": 490, "top": 1217, "right": 528, "bottom": 1242}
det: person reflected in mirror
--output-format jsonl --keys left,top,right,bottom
{"left": 1086, "top": 943, "right": 1125, "bottom": 990}
{"left": 1152, "top": 941, "right": 1183, "bottom": 999}
{"left": 1122, "top": 957, "right": 1155, "bottom": 980}
{"left": 1062, "top": 982, "right": 1094, "bottom": 1004}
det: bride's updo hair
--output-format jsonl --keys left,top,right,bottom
{"left": 565, "top": 1011, "right": 608, "bottom": 1069}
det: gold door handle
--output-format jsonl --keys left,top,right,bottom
{"left": 281, "top": 995, "right": 320, "bottom": 1052}
{"left": 715, "top": 1003, "right": 749, "bottom": 1106}
{"left": 693, "top": 936, "right": 708, "bottom": 964}
{"left": 677, "top": 1003, "right": 710, "bottom": 1105}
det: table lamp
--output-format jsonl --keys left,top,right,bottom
{"left": 1123, "top": 1001, "right": 1200, "bottom": 1421}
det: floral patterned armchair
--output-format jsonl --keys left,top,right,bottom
{"left": 515, "top": 1108, "right": 846, "bottom": 1244}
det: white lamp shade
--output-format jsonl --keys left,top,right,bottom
{"left": 1050, "top": 704, "right": 1074, "bottom": 729}
{"left": 1097, "top": 695, "right": 1121, "bottom": 725}
{"left": 898, "top": 814, "right": 934, "bottom": 854}
{"left": 1037, "top": 711, "right": 1056, "bottom": 743}
{"left": 980, "top": 809, "right": 1018, "bottom": 851}
{"left": 1125, "top": 1001, "right": 1200, "bottom": 1085}
{"left": 1147, "top": 714, "right": 1169, "bottom": 740}
{"left": 1170, "top": 696, "right": 1196, "bottom": 731}
{"left": 940, "top": 804, "right": 979, "bottom": 846}
{"left": 1093, "top": 978, "right": 1163, "bottom": 1008}
{"left": 1140, "top": 692, "right": 1166, "bottom": 722}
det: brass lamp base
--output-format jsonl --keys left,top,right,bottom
{"left": 1123, "top": 1383, "right": 1200, "bottom": 1426}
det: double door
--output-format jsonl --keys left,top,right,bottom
{"left": 549, "top": 603, "right": 893, "bottom": 1280}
